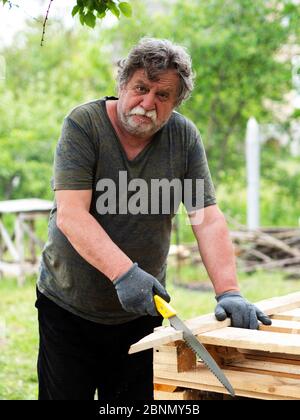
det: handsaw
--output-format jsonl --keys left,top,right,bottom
{"left": 154, "top": 295, "right": 235, "bottom": 397}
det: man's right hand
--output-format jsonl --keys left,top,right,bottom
{"left": 114, "top": 263, "right": 170, "bottom": 316}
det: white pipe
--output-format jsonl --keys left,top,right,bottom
{"left": 246, "top": 117, "right": 260, "bottom": 230}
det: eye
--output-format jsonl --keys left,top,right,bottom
{"left": 157, "top": 92, "right": 169, "bottom": 101}
{"left": 135, "top": 85, "right": 147, "bottom": 94}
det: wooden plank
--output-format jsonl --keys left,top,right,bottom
{"left": 0, "top": 261, "right": 39, "bottom": 276}
{"left": 231, "top": 230, "right": 300, "bottom": 258}
{"left": 14, "top": 215, "right": 24, "bottom": 263}
{"left": 129, "top": 316, "right": 230, "bottom": 354}
{"left": 155, "top": 388, "right": 202, "bottom": 400}
{"left": 20, "top": 212, "right": 51, "bottom": 220}
{"left": 198, "top": 327, "right": 300, "bottom": 355}
{"left": 228, "top": 358, "right": 300, "bottom": 379}
{"left": 183, "top": 314, "right": 231, "bottom": 335}
{"left": 0, "top": 261, "right": 21, "bottom": 276}
{"left": 154, "top": 365, "right": 300, "bottom": 399}
{"left": 154, "top": 383, "right": 177, "bottom": 392}
{"left": 243, "top": 256, "right": 300, "bottom": 272}
{"left": 0, "top": 220, "right": 19, "bottom": 260}
{"left": 128, "top": 326, "right": 183, "bottom": 354}
{"left": 129, "top": 292, "right": 300, "bottom": 354}
{"left": 0, "top": 199, "right": 53, "bottom": 214}
{"left": 257, "top": 292, "right": 300, "bottom": 314}
{"left": 154, "top": 343, "right": 196, "bottom": 373}
{"left": 239, "top": 349, "right": 300, "bottom": 362}
{"left": 21, "top": 220, "right": 44, "bottom": 249}
{"left": 154, "top": 376, "right": 298, "bottom": 400}
{"left": 272, "top": 309, "right": 300, "bottom": 321}
{"left": 259, "top": 319, "right": 300, "bottom": 334}
{"left": 204, "top": 345, "right": 245, "bottom": 365}
{"left": 15, "top": 215, "right": 25, "bottom": 286}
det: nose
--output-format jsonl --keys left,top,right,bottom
{"left": 140, "top": 91, "right": 156, "bottom": 111}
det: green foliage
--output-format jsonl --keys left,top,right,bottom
{"left": 0, "top": 0, "right": 300, "bottom": 228}
{"left": 107, "top": 0, "right": 300, "bottom": 227}
{"left": 108, "top": 0, "right": 300, "bottom": 178}
{"left": 72, "top": 0, "right": 132, "bottom": 26}
{"left": 118, "top": 2, "right": 132, "bottom": 17}
{"left": 0, "top": 22, "right": 115, "bottom": 200}
{"left": 0, "top": 0, "right": 132, "bottom": 28}
{"left": 169, "top": 0, "right": 299, "bottom": 178}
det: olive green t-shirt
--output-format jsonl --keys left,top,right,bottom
{"left": 37, "top": 97, "right": 216, "bottom": 324}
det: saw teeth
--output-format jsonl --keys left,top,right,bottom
{"left": 184, "top": 337, "right": 231, "bottom": 394}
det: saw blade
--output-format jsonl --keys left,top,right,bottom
{"left": 169, "top": 315, "right": 235, "bottom": 397}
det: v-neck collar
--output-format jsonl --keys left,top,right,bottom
{"left": 101, "top": 97, "right": 163, "bottom": 165}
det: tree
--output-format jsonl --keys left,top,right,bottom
{"left": 0, "top": 21, "right": 115, "bottom": 200}
{"left": 1, "top": 0, "right": 300, "bottom": 225}
{"left": 106, "top": 0, "right": 300, "bottom": 181}
{"left": 169, "top": 0, "right": 300, "bottom": 177}
{"left": 1, "top": 1, "right": 132, "bottom": 45}
{"left": 0, "top": 0, "right": 132, "bottom": 29}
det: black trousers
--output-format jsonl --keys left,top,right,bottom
{"left": 35, "top": 289, "right": 162, "bottom": 400}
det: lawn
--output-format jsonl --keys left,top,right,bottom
{"left": 0, "top": 269, "right": 299, "bottom": 400}
{"left": 0, "top": 275, "right": 39, "bottom": 400}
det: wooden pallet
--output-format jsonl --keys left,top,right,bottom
{"left": 129, "top": 292, "right": 300, "bottom": 400}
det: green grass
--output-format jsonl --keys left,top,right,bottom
{"left": 0, "top": 275, "right": 39, "bottom": 400}
{"left": 0, "top": 269, "right": 299, "bottom": 400}
{"left": 166, "top": 266, "right": 300, "bottom": 320}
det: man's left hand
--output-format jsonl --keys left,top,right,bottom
{"left": 215, "top": 291, "right": 272, "bottom": 329}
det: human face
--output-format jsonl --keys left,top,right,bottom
{"left": 117, "top": 69, "right": 180, "bottom": 138}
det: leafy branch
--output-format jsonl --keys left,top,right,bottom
{"left": 41, "top": 0, "right": 54, "bottom": 46}
{"left": 71, "top": 0, "right": 132, "bottom": 28}
{"left": 0, "top": 0, "right": 132, "bottom": 45}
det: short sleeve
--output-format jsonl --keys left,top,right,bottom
{"left": 53, "top": 117, "right": 97, "bottom": 191}
{"left": 183, "top": 130, "right": 216, "bottom": 212}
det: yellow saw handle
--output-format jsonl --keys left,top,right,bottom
{"left": 154, "top": 295, "right": 177, "bottom": 319}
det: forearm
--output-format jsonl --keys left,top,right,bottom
{"left": 57, "top": 210, "right": 133, "bottom": 281}
{"left": 195, "top": 214, "right": 239, "bottom": 295}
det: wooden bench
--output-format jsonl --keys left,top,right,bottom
{"left": 0, "top": 198, "right": 52, "bottom": 284}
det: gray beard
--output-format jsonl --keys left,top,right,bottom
{"left": 118, "top": 111, "right": 163, "bottom": 138}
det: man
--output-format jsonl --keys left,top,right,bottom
{"left": 36, "top": 38, "right": 271, "bottom": 400}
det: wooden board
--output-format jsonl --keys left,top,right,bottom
{"left": 198, "top": 327, "right": 300, "bottom": 355}
{"left": 152, "top": 292, "right": 300, "bottom": 400}
{"left": 129, "top": 292, "right": 300, "bottom": 354}
{"left": 272, "top": 309, "right": 300, "bottom": 321}
{"left": 0, "top": 199, "right": 53, "bottom": 214}
{"left": 154, "top": 371, "right": 300, "bottom": 400}
{"left": 154, "top": 345, "right": 300, "bottom": 399}
{"left": 129, "top": 316, "right": 230, "bottom": 354}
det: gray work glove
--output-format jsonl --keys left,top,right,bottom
{"left": 215, "top": 291, "right": 272, "bottom": 329}
{"left": 114, "top": 263, "right": 171, "bottom": 316}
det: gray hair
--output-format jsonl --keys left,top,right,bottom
{"left": 117, "top": 38, "right": 195, "bottom": 106}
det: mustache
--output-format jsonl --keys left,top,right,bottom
{"left": 128, "top": 106, "right": 157, "bottom": 122}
